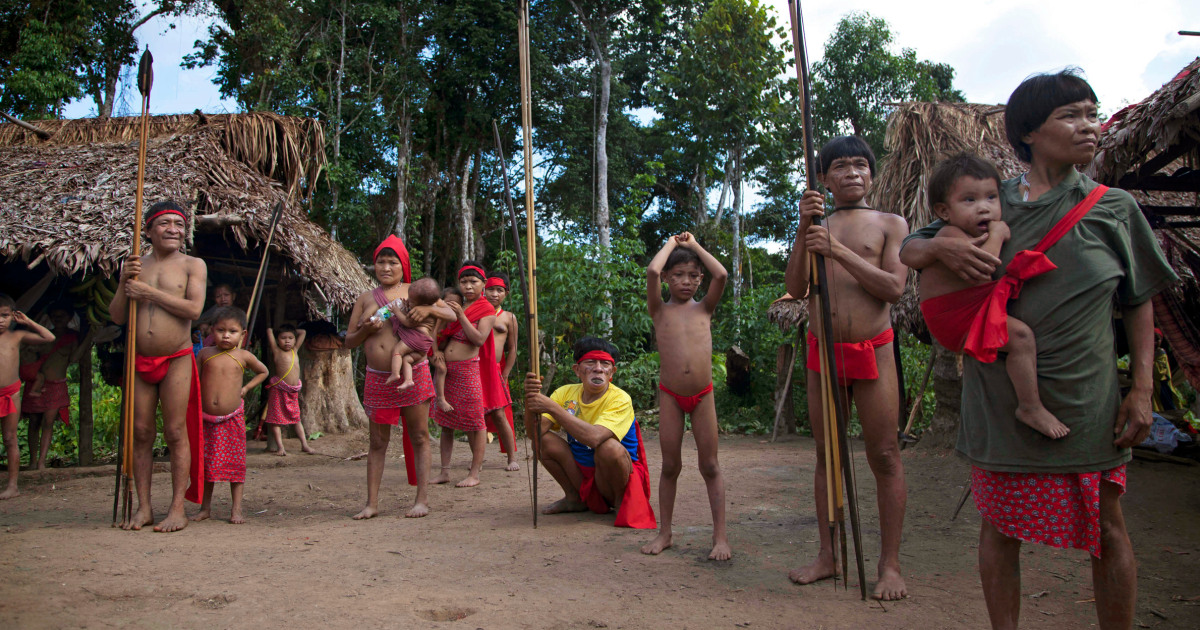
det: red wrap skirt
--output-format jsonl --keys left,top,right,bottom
{"left": 432, "top": 357, "right": 486, "bottom": 432}
{"left": 202, "top": 403, "right": 246, "bottom": 483}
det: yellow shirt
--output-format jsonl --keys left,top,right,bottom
{"left": 545, "top": 383, "right": 637, "bottom": 466}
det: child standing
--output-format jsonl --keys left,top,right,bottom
{"left": 193, "top": 307, "right": 268, "bottom": 523}
{"left": 917, "top": 153, "right": 1068, "bottom": 439}
{"left": 265, "top": 324, "right": 314, "bottom": 456}
{"left": 0, "top": 295, "right": 56, "bottom": 499}
{"left": 385, "top": 278, "right": 443, "bottom": 391}
{"left": 641, "top": 232, "right": 731, "bottom": 561}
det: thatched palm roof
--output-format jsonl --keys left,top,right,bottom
{"left": 0, "top": 113, "right": 371, "bottom": 313}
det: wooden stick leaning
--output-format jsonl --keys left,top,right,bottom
{"left": 114, "top": 48, "right": 154, "bottom": 527}
{"left": 516, "top": 0, "right": 541, "bottom": 528}
{"left": 246, "top": 200, "right": 286, "bottom": 441}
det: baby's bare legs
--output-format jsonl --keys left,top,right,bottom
{"left": 690, "top": 393, "right": 730, "bottom": 560}
{"left": 434, "top": 364, "right": 452, "bottom": 413}
{"left": 642, "top": 390, "right": 682, "bottom": 556}
{"left": 386, "top": 344, "right": 408, "bottom": 385}
{"left": 229, "top": 482, "right": 245, "bottom": 524}
{"left": 396, "top": 354, "right": 417, "bottom": 391}
{"left": 1003, "top": 317, "right": 1069, "bottom": 439}
{"left": 191, "top": 481, "right": 215, "bottom": 521}
{"left": 1, "top": 410, "right": 21, "bottom": 499}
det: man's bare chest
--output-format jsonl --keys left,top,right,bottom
{"left": 142, "top": 259, "right": 189, "bottom": 296}
{"left": 829, "top": 218, "right": 885, "bottom": 263}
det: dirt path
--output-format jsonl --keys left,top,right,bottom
{"left": 1, "top": 432, "right": 1197, "bottom": 629}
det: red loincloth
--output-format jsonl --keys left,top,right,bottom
{"left": 658, "top": 382, "right": 714, "bottom": 414}
{"left": 971, "top": 464, "right": 1126, "bottom": 558}
{"left": 806, "top": 328, "right": 895, "bottom": 386}
{"left": 202, "top": 402, "right": 246, "bottom": 483}
{"left": 363, "top": 363, "right": 434, "bottom": 486}
{"left": 577, "top": 421, "right": 657, "bottom": 529}
{"left": 21, "top": 378, "right": 71, "bottom": 425}
{"left": 135, "top": 348, "right": 204, "bottom": 503}
{"left": 919, "top": 185, "right": 1108, "bottom": 362}
{"left": 432, "top": 357, "right": 486, "bottom": 431}
{"left": 0, "top": 380, "right": 19, "bottom": 417}
{"left": 264, "top": 378, "right": 302, "bottom": 426}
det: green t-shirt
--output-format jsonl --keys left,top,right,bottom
{"left": 905, "top": 169, "right": 1177, "bottom": 472}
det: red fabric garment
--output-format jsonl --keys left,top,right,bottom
{"left": 0, "top": 380, "right": 19, "bottom": 416}
{"left": 397, "top": 324, "right": 433, "bottom": 356}
{"left": 202, "top": 402, "right": 246, "bottom": 483}
{"left": 432, "top": 357, "right": 486, "bottom": 431}
{"left": 921, "top": 284, "right": 995, "bottom": 352}
{"left": 658, "top": 382, "right": 714, "bottom": 414}
{"left": 576, "top": 421, "right": 656, "bottom": 529}
{"left": 19, "top": 330, "right": 77, "bottom": 385}
{"left": 264, "top": 378, "right": 302, "bottom": 425}
{"left": 438, "top": 298, "right": 507, "bottom": 412}
{"left": 971, "top": 464, "right": 1126, "bottom": 558}
{"left": 806, "top": 328, "right": 895, "bottom": 385}
{"left": 484, "top": 351, "right": 516, "bottom": 453}
{"left": 135, "top": 348, "right": 204, "bottom": 504}
{"left": 21, "top": 378, "right": 70, "bottom": 425}
{"left": 362, "top": 364, "right": 434, "bottom": 486}
{"left": 373, "top": 235, "right": 412, "bottom": 283}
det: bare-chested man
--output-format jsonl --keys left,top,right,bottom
{"left": 783, "top": 136, "right": 910, "bottom": 600}
{"left": 108, "top": 200, "right": 208, "bottom": 532}
{"left": 0, "top": 295, "right": 56, "bottom": 499}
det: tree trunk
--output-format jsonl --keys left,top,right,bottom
{"left": 77, "top": 345, "right": 94, "bottom": 466}
{"left": 920, "top": 342, "right": 962, "bottom": 450}
{"left": 458, "top": 150, "right": 475, "bottom": 262}
{"left": 773, "top": 340, "right": 799, "bottom": 435}
{"left": 712, "top": 159, "right": 731, "bottom": 225}
{"left": 730, "top": 146, "right": 743, "bottom": 304}
{"left": 329, "top": 0, "right": 349, "bottom": 232}
{"left": 694, "top": 165, "right": 707, "bottom": 224}
{"left": 299, "top": 341, "right": 367, "bottom": 434}
{"left": 595, "top": 56, "right": 611, "bottom": 252}
{"left": 393, "top": 103, "right": 411, "bottom": 237}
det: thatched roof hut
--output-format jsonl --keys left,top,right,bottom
{"left": 0, "top": 113, "right": 371, "bottom": 315}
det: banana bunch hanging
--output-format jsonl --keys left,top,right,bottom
{"left": 68, "top": 275, "right": 118, "bottom": 326}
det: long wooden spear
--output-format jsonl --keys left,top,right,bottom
{"left": 787, "top": 0, "right": 867, "bottom": 599}
{"left": 114, "top": 48, "right": 154, "bottom": 526}
{"left": 245, "top": 199, "right": 286, "bottom": 441}
{"left": 516, "top": 0, "right": 541, "bottom": 528}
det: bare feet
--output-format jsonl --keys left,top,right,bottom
{"left": 0, "top": 485, "right": 19, "bottom": 500}
{"left": 437, "top": 398, "right": 454, "bottom": 413}
{"left": 120, "top": 507, "right": 154, "bottom": 530}
{"left": 33, "top": 463, "right": 45, "bottom": 471}
{"left": 153, "top": 509, "right": 189, "bottom": 533}
{"left": 352, "top": 505, "right": 379, "bottom": 520}
{"left": 641, "top": 531, "right": 673, "bottom": 555}
{"left": 275, "top": 449, "right": 288, "bottom": 457}
{"left": 1016, "top": 404, "right": 1070, "bottom": 439}
{"left": 405, "top": 502, "right": 430, "bottom": 518}
{"left": 431, "top": 468, "right": 451, "bottom": 484}
{"left": 788, "top": 556, "right": 838, "bottom": 585}
{"left": 229, "top": 509, "right": 245, "bottom": 524}
{"left": 301, "top": 445, "right": 315, "bottom": 454}
{"left": 384, "top": 373, "right": 401, "bottom": 385}
{"left": 455, "top": 474, "right": 480, "bottom": 488}
{"left": 541, "top": 497, "right": 588, "bottom": 515}
{"left": 709, "top": 538, "right": 733, "bottom": 561}
{"left": 873, "top": 566, "right": 907, "bottom": 601}
{"left": 396, "top": 378, "right": 415, "bottom": 391}
{"left": 504, "top": 459, "right": 520, "bottom": 472}
{"left": 190, "top": 508, "right": 211, "bottom": 522}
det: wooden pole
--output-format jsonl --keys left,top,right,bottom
{"left": 517, "top": 0, "right": 541, "bottom": 528}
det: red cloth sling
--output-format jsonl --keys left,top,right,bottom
{"left": 924, "top": 185, "right": 1108, "bottom": 362}
{"left": 135, "top": 347, "right": 205, "bottom": 503}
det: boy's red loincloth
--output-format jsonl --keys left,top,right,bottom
{"left": 363, "top": 363, "right": 434, "bottom": 486}
{"left": 0, "top": 380, "right": 20, "bottom": 416}
{"left": 658, "top": 382, "right": 714, "bottom": 414}
{"left": 806, "top": 328, "right": 894, "bottom": 385}
{"left": 21, "top": 378, "right": 71, "bottom": 425}
{"left": 576, "top": 421, "right": 657, "bottom": 529}
{"left": 264, "top": 378, "right": 302, "bottom": 426}
{"left": 432, "top": 357, "right": 486, "bottom": 432}
{"left": 135, "top": 348, "right": 204, "bottom": 503}
{"left": 202, "top": 402, "right": 246, "bottom": 483}
{"left": 397, "top": 324, "right": 433, "bottom": 356}
{"left": 971, "top": 464, "right": 1126, "bottom": 558}
{"left": 919, "top": 185, "right": 1107, "bottom": 362}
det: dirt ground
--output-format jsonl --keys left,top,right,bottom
{"left": 1, "top": 430, "right": 1198, "bottom": 630}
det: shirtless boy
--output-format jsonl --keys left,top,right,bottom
{"left": 783, "top": 136, "right": 910, "bottom": 600}
{"left": 23, "top": 305, "right": 91, "bottom": 470}
{"left": 193, "top": 307, "right": 268, "bottom": 524}
{"left": 108, "top": 200, "right": 208, "bottom": 532}
{"left": 265, "top": 324, "right": 314, "bottom": 455}
{"left": 918, "top": 153, "right": 1067, "bottom": 439}
{"left": 0, "top": 295, "right": 56, "bottom": 499}
{"left": 385, "top": 277, "right": 442, "bottom": 391}
{"left": 484, "top": 271, "right": 520, "bottom": 472}
{"left": 642, "top": 232, "right": 731, "bottom": 561}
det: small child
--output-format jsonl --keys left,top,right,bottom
{"left": 265, "top": 324, "right": 313, "bottom": 456}
{"left": 385, "top": 277, "right": 442, "bottom": 391}
{"left": 431, "top": 287, "right": 463, "bottom": 413}
{"left": 0, "top": 294, "right": 56, "bottom": 499}
{"left": 918, "top": 153, "right": 1068, "bottom": 439}
{"left": 192, "top": 307, "right": 268, "bottom": 523}
{"left": 642, "top": 232, "right": 732, "bottom": 561}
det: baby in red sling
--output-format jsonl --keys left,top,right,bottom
{"left": 918, "top": 153, "right": 1104, "bottom": 439}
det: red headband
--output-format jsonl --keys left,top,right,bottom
{"left": 373, "top": 235, "right": 412, "bottom": 283}
{"left": 576, "top": 350, "right": 615, "bottom": 365}
{"left": 145, "top": 207, "right": 187, "bottom": 227}
{"left": 484, "top": 277, "right": 507, "bottom": 289}
{"left": 458, "top": 265, "right": 486, "bottom": 280}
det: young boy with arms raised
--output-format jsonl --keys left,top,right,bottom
{"left": 641, "top": 232, "right": 731, "bottom": 561}
{"left": 783, "top": 136, "right": 910, "bottom": 600}
{"left": 0, "top": 295, "right": 56, "bottom": 499}
{"left": 265, "top": 324, "right": 314, "bottom": 455}
{"left": 385, "top": 277, "right": 443, "bottom": 391}
{"left": 193, "top": 307, "right": 268, "bottom": 523}
{"left": 917, "top": 153, "right": 1067, "bottom": 439}
{"left": 484, "top": 271, "right": 520, "bottom": 472}
{"left": 109, "top": 200, "right": 208, "bottom": 532}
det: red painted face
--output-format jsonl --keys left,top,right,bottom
{"left": 572, "top": 357, "right": 614, "bottom": 397}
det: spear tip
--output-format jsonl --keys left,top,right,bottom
{"left": 138, "top": 48, "right": 154, "bottom": 97}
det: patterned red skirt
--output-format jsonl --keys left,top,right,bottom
{"left": 432, "top": 357, "right": 486, "bottom": 432}
{"left": 203, "top": 403, "right": 247, "bottom": 483}
{"left": 363, "top": 362, "right": 434, "bottom": 425}
{"left": 265, "top": 378, "right": 302, "bottom": 425}
{"left": 972, "top": 464, "right": 1126, "bottom": 558}
{"left": 21, "top": 378, "right": 69, "bottom": 418}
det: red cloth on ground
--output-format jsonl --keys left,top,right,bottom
{"left": 806, "top": 328, "right": 895, "bottom": 385}
{"left": 576, "top": 421, "right": 657, "bottom": 529}
{"left": 264, "top": 378, "right": 302, "bottom": 425}
{"left": 21, "top": 378, "right": 70, "bottom": 425}
{"left": 363, "top": 364, "right": 434, "bottom": 486}
{"left": 920, "top": 185, "right": 1107, "bottom": 362}
{"left": 432, "top": 357, "right": 486, "bottom": 431}
{"left": 135, "top": 348, "right": 204, "bottom": 504}
{"left": 202, "top": 402, "right": 246, "bottom": 483}
{"left": 971, "top": 464, "right": 1126, "bottom": 558}
{"left": 0, "top": 380, "right": 19, "bottom": 416}
{"left": 658, "top": 382, "right": 714, "bottom": 414}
